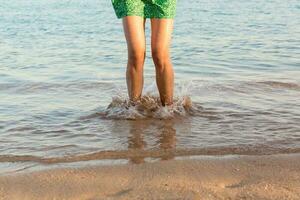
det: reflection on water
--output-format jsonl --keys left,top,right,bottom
{"left": 128, "top": 120, "right": 176, "bottom": 164}
{"left": 158, "top": 121, "right": 176, "bottom": 161}
{"left": 128, "top": 121, "right": 147, "bottom": 164}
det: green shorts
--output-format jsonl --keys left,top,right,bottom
{"left": 111, "top": 0, "right": 177, "bottom": 19}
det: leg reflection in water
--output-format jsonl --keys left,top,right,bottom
{"left": 127, "top": 120, "right": 176, "bottom": 164}
{"left": 157, "top": 120, "right": 176, "bottom": 161}
{"left": 127, "top": 122, "right": 147, "bottom": 164}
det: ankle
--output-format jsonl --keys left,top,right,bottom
{"left": 162, "top": 101, "right": 173, "bottom": 107}
{"left": 129, "top": 97, "right": 141, "bottom": 106}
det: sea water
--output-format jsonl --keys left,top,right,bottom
{"left": 0, "top": 0, "right": 300, "bottom": 173}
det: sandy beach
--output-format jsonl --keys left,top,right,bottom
{"left": 0, "top": 154, "right": 299, "bottom": 200}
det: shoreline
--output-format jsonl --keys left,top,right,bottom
{"left": 1, "top": 154, "right": 300, "bottom": 200}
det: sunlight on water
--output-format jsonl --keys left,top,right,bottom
{"left": 0, "top": 0, "right": 300, "bottom": 172}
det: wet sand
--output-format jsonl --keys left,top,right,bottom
{"left": 0, "top": 154, "right": 300, "bottom": 200}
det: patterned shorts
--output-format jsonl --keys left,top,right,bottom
{"left": 111, "top": 0, "right": 177, "bottom": 19}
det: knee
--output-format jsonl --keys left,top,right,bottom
{"left": 128, "top": 48, "right": 145, "bottom": 67}
{"left": 151, "top": 48, "right": 169, "bottom": 68}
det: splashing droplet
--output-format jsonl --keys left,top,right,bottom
{"left": 102, "top": 94, "right": 199, "bottom": 120}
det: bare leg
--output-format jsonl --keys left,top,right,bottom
{"left": 122, "top": 16, "right": 146, "bottom": 103}
{"left": 150, "top": 19, "right": 174, "bottom": 106}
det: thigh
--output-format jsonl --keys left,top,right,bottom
{"left": 122, "top": 16, "right": 147, "bottom": 53}
{"left": 150, "top": 19, "right": 174, "bottom": 52}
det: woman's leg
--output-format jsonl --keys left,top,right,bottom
{"left": 150, "top": 19, "right": 174, "bottom": 106}
{"left": 122, "top": 16, "right": 146, "bottom": 103}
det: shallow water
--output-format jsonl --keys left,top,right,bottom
{"left": 0, "top": 0, "right": 300, "bottom": 173}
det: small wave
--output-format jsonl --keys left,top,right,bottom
{"left": 256, "top": 81, "right": 300, "bottom": 90}
{"left": 1, "top": 146, "right": 300, "bottom": 165}
{"left": 0, "top": 81, "right": 115, "bottom": 93}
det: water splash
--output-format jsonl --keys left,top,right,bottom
{"left": 101, "top": 81, "right": 201, "bottom": 120}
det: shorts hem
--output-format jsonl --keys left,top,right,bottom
{"left": 116, "top": 13, "right": 176, "bottom": 19}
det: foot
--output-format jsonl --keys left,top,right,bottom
{"left": 162, "top": 101, "right": 173, "bottom": 107}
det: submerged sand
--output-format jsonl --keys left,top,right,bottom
{"left": 0, "top": 154, "right": 299, "bottom": 200}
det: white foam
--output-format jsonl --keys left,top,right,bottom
{"left": 102, "top": 81, "right": 200, "bottom": 119}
